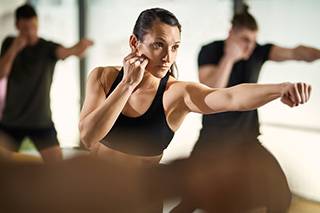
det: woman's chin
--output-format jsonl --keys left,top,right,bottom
{"left": 146, "top": 67, "right": 170, "bottom": 78}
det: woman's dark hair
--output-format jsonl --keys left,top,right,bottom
{"left": 15, "top": 4, "right": 37, "bottom": 22}
{"left": 133, "top": 8, "right": 181, "bottom": 78}
{"left": 231, "top": 4, "right": 258, "bottom": 31}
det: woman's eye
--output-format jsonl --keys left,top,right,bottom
{"left": 172, "top": 45, "right": 179, "bottom": 51}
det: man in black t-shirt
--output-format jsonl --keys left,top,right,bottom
{"left": 196, "top": 40, "right": 272, "bottom": 147}
{"left": 193, "top": 8, "right": 320, "bottom": 151}
{"left": 0, "top": 4, "right": 93, "bottom": 162}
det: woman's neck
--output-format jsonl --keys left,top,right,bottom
{"left": 136, "top": 71, "right": 160, "bottom": 91}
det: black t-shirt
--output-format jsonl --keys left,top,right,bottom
{"left": 197, "top": 40, "right": 273, "bottom": 143}
{"left": 0, "top": 36, "right": 60, "bottom": 128}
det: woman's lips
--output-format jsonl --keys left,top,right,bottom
{"left": 158, "top": 64, "right": 170, "bottom": 69}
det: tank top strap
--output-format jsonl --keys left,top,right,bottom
{"left": 154, "top": 71, "right": 170, "bottom": 100}
{"left": 107, "top": 68, "right": 124, "bottom": 97}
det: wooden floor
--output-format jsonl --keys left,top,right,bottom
{"left": 289, "top": 195, "right": 320, "bottom": 213}
{"left": 164, "top": 195, "right": 320, "bottom": 213}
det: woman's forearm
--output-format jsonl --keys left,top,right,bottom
{"left": 79, "top": 82, "right": 134, "bottom": 148}
{"left": 205, "top": 83, "right": 286, "bottom": 112}
{"left": 229, "top": 83, "right": 285, "bottom": 110}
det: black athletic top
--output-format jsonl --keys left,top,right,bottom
{"left": 197, "top": 40, "right": 273, "bottom": 144}
{"left": 100, "top": 69, "right": 174, "bottom": 156}
{"left": 0, "top": 36, "right": 60, "bottom": 128}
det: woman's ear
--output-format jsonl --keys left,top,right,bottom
{"left": 129, "top": 35, "right": 139, "bottom": 53}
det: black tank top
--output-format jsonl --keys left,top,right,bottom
{"left": 100, "top": 69, "right": 174, "bottom": 156}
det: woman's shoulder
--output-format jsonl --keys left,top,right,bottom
{"left": 89, "top": 66, "right": 121, "bottom": 77}
{"left": 88, "top": 66, "right": 122, "bottom": 85}
{"left": 86, "top": 66, "right": 123, "bottom": 96}
{"left": 166, "top": 77, "right": 213, "bottom": 98}
{"left": 166, "top": 77, "right": 193, "bottom": 97}
{"left": 167, "top": 76, "right": 200, "bottom": 90}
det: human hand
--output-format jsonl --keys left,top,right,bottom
{"left": 121, "top": 51, "right": 149, "bottom": 88}
{"left": 280, "top": 82, "right": 311, "bottom": 107}
{"left": 11, "top": 35, "right": 28, "bottom": 53}
{"left": 74, "top": 38, "right": 94, "bottom": 57}
{"left": 224, "top": 37, "right": 245, "bottom": 62}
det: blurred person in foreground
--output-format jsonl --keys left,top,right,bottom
{"left": 0, "top": 142, "right": 292, "bottom": 213}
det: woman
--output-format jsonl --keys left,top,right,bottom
{"left": 79, "top": 8, "right": 311, "bottom": 212}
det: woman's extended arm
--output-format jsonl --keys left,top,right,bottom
{"left": 181, "top": 82, "right": 311, "bottom": 114}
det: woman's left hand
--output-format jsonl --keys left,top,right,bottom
{"left": 280, "top": 82, "right": 312, "bottom": 107}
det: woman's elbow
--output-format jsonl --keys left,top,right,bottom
{"left": 80, "top": 136, "right": 93, "bottom": 150}
{"left": 79, "top": 121, "right": 95, "bottom": 150}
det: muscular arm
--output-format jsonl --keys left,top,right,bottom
{"left": 79, "top": 67, "right": 134, "bottom": 149}
{"left": 181, "top": 82, "right": 311, "bottom": 114}
{"left": 269, "top": 45, "right": 320, "bottom": 62}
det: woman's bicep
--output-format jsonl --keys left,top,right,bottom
{"left": 80, "top": 68, "right": 107, "bottom": 121}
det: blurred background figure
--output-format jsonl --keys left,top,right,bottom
{"left": 193, "top": 3, "right": 320, "bottom": 154}
{"left": 0, "top": 4, "right": 93, "bottom": 162}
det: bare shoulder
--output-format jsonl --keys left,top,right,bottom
{"left": 165, "top": 77, "right": 197, "bottom": 102}
{"left": 166, "top": 76, "right": 211, "bottom": 93}
{"left": 166, "top": 76, "right": 185, "bottom": 90}
{"left": 88, "top": 66, "right": 121, "bottom": 82}
{"left": 88, "top": 66, "right": 122, "bottom": 94}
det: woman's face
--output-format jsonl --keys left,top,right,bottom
{"left": 136, "top": 20, "right": 181, "bottom": 78}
